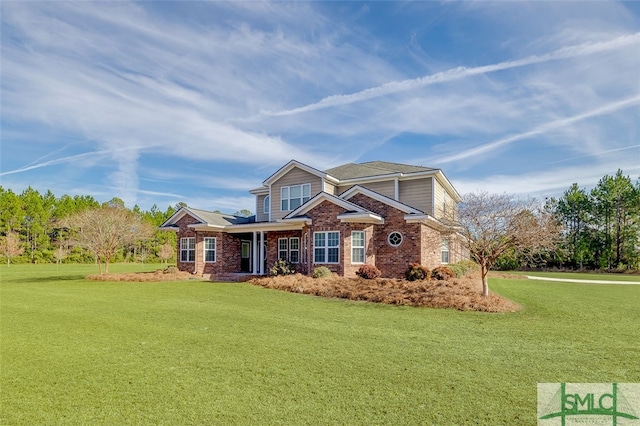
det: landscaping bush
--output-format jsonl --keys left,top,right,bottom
{"left": 313, "top": 266, "right": 332, "bottom": 279}
{"left": 355, "top": 264, "right": 381, "bottom": 279}
{"left": 163, "top": 265, "right": 178, "bottom": 274}
{"left": 431, "top": 265, "right": 454, "bottom": 281}
{"left": 448, "top": 260, "right": 478, "bottom": 278}
{"left": 269, "top": 259, "right": 296, "bottom": 276}
{"left": 405, "top": 263, "right": 430, "bottom": 281}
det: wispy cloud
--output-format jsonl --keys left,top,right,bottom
{"left": 432, "top": 95, "right": 640, "bottom": 164}
{"left": 261, "top": 33, "right": 640, "bottom": 117}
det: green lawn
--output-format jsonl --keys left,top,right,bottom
{"left": 1, "top": 264, "right": 639, "bottom": 425}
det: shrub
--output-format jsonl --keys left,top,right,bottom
{"left": 163, "top": 265, "right": 178, "bottom": 274}
{"left": 356, "top": 264, "right": 382, "bottom": 279}
{"left": 405, "top": 263, "right": 430, "bottom": 281}
{"left": 313, "top": 266, "right": 332, "bottom": 279}
{"left": 269, "top": 259, "right": 296, "bottom": 276}
{"left": 431, "top": 265, "right": 454, "bottom": 281}
{"left": 448, "top": 260, "right": 479, "bottom": 278}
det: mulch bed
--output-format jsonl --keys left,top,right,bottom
{"left": 249, "top": 274, "right": 520, "bottom": 313}
{"left": 87, "top": 269, "right": 196, "bottom": 282}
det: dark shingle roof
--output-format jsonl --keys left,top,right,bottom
{"left": 325, "top": 161, "right": 436, "bottom": 180}
{"left": 188, "top": 208, "right": 254, "bottom": 226}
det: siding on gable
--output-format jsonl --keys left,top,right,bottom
{"left": 256, "top": 194, "right": 269, "bottom": 222}
{"left": 398, "top": 177, "right": 433, "bottom": 215}
{"left": 271, "top": 167, "right": 323, "bottom": 221}
{"left": 433, "top": 180, "right": 458, "bottom": 221}
{"left": 337, "top": 180, "right": 395, "bottom": 200}
{"left": 323, "top": 181, "right": 337, "bottom": 196}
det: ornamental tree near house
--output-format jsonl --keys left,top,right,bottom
{"left": 458, "top": 192, "right": 560, "bottom": 296}
{"left": 63, "top": 206, "right": 154, "bottom": 274}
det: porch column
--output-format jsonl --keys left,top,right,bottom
{"left": 259, "top": 231, "right": 265, "bottom": 275}
{"left": 252, "top": 231, "right": 258, "bottom": 275}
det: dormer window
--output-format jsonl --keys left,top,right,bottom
{"left": 281, "top": 183, "right": 311, "bottom": 211}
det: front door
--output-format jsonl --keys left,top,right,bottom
{"left": 241, "top": 241, "right": 251, "bottom": 272}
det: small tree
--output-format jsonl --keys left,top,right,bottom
{"left": 459, "top": 192, "right": 559, "bottom": 296}
{"left": 64, "top": 206, "right": 154, "bottom": 274}
{"left": 158, "top": 241, "right": 175, "bottom": 264}
{"left": 0, "top": 231, "right": 24, "bottom": 266}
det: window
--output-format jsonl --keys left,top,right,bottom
{"left": 278, "top": 238, "right": 288, "bottom": 260}
{"left": 204, "top": 237, "right": 216, "bottom": 262}
{"left": 263, "top": 195, "right": 270, "bottom": 215}
{"left": 180, "top": 237, "right": 195, "bottom": 262}
{"left": 289, "top": 237, "right": 299, "bottom": 263}
{"left": 351, "top": 231, "right": 365, "bottom": 264}
{"left": 277, "top": 237, "right": 300, "bottom": 263}
{"left": 388, "top": 232, "right": 403, "bottom": 247}
{"left": 281, "top": 183, "right": 311, "bottom": 211}
{"left": 441, "top": 239, "right": 450, "bottom": 264}
{"left": 314, "top": 231, "right": 339, "bottom": 264}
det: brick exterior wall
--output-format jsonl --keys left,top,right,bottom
{"left": 174, "top": 194, "right": 452, "bottom": 279}
{"left": 266, "top": 230, "right": 303, "bottom": 273}
{"left": 175, "top": 214, "right": 242, "bottom": 275}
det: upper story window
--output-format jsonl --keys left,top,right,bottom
{"left": 263, "top": 195, "right": 270, "bottom": 215}
{"left": 281, "top": 183, "right": 311, "bottom": 211}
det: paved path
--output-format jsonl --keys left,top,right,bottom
{"left": 526, "top": 275, "right": 640, "bottom": 285}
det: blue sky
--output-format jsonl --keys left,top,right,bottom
{"left": 1, "top": 1, "right": 639, "bottom": 213}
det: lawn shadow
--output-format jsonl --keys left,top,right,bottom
{"left": 8, "top": 274, "right": 88, "bottom": 283}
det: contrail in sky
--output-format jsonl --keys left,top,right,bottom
{"left": 432, "top": 95, "right": 640, "bottom": 164}
{"left": 261, "top": 32, "right": 640, "bottom": 117}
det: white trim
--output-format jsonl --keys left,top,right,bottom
{"left": 259, "top": 231, "right": 265, "bottom": 275}
{"left": 289, "top": 237, "right": 300, "bottom": 264}
{"left": 313, "top": 231, "right": 340, "bottom": 264}
{"left": 351, "top": 230, "right": 365, "bottom": 264}
{"left": 283, "top": 191, "right": 372, "bottom": 219}
{"left": 263, "top": 195, "right": 270, "bottom": 215}
{"left": 394, "top": 178, "right": 399, "bottom": 201}
{"left": 278, "top": 237, "right": 288, "bottom": 261}
{"left": 263, "top": 160, "right": 338, "bottom": 186}
{"left": 252, "top": 231, "right": 258, "bottom": 274}
{"left": 387, "top": 231, "right": 403, "bottom": 247}
{"left": 281, "top": 183, "right": 311, "bottom": 212}
{"left": 336, "top": 212, "right": 384, "bottom": 224}
{"left": 180, "top": 237, "right": 195, "bottom": 263}
{"left": 268, "top": 184, "right": 272, "bottom": 222}
{"left": 204, "top": 237, "right": 217, "bottom": 263}
{"left": 340, "top": 185, "right": 423, "bottom": 215}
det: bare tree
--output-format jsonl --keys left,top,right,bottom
{"left": 64, "top": 206, "right": 154, "bottom": 274}
{"left": 458, "top": 192, "right": 559, "bottom": 296}
{"left": 158, "top": 241, "right": 175, "bottom": 264}
{"left": 0, "top": 231, "right": 24, "bottom": 266}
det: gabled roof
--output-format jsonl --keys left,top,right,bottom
{"left": 325, "top": 161, "right": 436, "bottom": 180}
{"left": 159, "top": 207, "right": 253, "bottom": 230}
{"left": 262, "top": 159, "right": 339, "bottom": 186}
{"left": 340, "top": 185, "right": 424, "bottom": 215}
{"left": 282, "top": 191, "right": 384, "bottom": 224}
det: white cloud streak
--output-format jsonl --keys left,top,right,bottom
{"left": 262, "top": 32, "right": 640, "bottom": 117}
{"left": 432, "top": 95, "right": 640, "bottom": 164}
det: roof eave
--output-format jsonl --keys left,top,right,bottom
{"left": 337, "top": 213, "right": 384, "bottom": 225}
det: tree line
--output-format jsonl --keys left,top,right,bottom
{"left": 1, "top": 169, "right": 638, "bottom": 271}
{"left": 0, "top": 187, "right": 180, "bottom": 266}
{"left": 494, "top": 170, "right": 639, "bottom": 271}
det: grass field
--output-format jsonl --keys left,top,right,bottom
{"left": 1, "top": 264, "right": 639, "bottom": 425}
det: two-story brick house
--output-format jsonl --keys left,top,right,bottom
{"left": 159, "top": 160, "right": 465, "bottom": 279}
